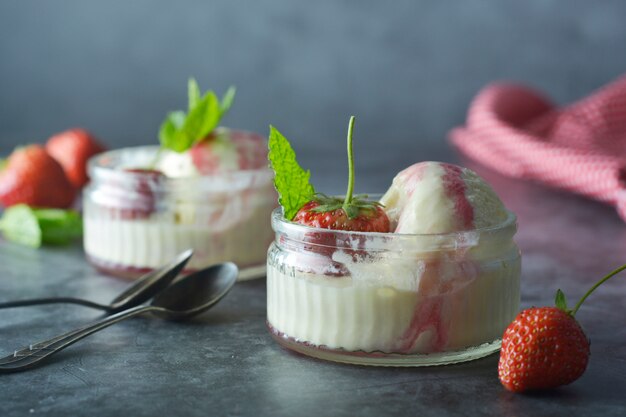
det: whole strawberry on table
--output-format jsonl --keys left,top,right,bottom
{"left": 0, "top": 128, "right": 105, "bottom": 247}
{"left": 498, "top": 264, "right": 626, "bottom": 393}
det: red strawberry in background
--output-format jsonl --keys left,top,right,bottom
{"left": 0, "top": 145, "right": 76, "bottom": 208}
{"left": 46, "top": 128, "right": 106, "bottom": 188}
{"left": 190, "top": 129, "right": 267, "bottom": 175}
{"left": 121, "top": 168, "right": 165, "bottom": 219}
{"left": 498, "top": 264, "right": 626, "bottom": 393}
{"left": 94, "top": 168, "right": 165, "bottom": 220}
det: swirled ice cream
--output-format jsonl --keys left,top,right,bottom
{"left": 381, "top": 161, "right": 508, "bottom": 234}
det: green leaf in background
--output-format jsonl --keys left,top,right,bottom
{"left": 0, "top": 205, "right": 83, "bottom": 248}
{"left": 179, "top": 91, "right": 220, "bottom": 148}
{"left": 158, "top": 111, "right": 187, "bottom": 151}
{"left": 188, "top": 78, "right": 201, "bottom": 111}
{"left": 220, "top": 86, "right": 236, "bottom": 117}
{"left": 268, "top": 126, "right": 315, "bottom": 220}
{"left": 158, "top": 79, "right": 236, "bottom": 153}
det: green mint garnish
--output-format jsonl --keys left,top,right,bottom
{"left": 220, "top": 86, "right": 236, "bottom": 117}
{"left": 188, "top": 78, "right": 202, "bottom": 110}
{"left": 0, "top": 205, "right": 83, "bottom": 248}
{"left": 158, "top": 78, "right": 236, "bottom": 153}
{"left": 268, "top": 126, "right": 315, "bottom": 220}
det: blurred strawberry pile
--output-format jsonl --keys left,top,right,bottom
{"left": 0, "top": 128, "right": 106, "bottom": 247}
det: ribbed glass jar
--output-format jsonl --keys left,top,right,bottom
{"left": 267, "top": 207, "right": 521, "bottom": 366}
{"left": 83, "top": 141, "right": 275, "bottom": 280}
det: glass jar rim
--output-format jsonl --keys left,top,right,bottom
{"left": 87, "top": 143, "right": 273, "bottom": 193}
{"left": 271, "top": 205, "right": 517, "bottom": 252}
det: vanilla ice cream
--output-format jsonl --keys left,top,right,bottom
{"left": 156, "top": 128, "right": 268, "bottom": 177}
{"left": 380, "top": 162, "right": 508, "bottom": 234}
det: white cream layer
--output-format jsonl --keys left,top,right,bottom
{"left": 267, "top": 255, "right": 520, "bottom": 354}
{"left": 84, "top": 206, "right": 274, "bottom": 271}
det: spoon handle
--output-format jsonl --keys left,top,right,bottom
{"left": 0, "top": 297, "right": 110, "bottom": 311}
{"left": 0, "top": 305, "right": 155, "bottom": 373}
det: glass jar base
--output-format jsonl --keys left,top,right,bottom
{"left": 268, "top": 323, "right": 501, "bottom": 367}
{"left": 87, "top": 254, "right": 266, "bottom": 281}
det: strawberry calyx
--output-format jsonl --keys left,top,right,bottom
{"left": 310, "top": 192, "right": 384, "bottom": 219}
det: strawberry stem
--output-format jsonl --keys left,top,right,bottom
{"left": 571, "top": 263, "right": 626, "bottom": 316}
{"left": 342, "top": 116, "right": 356, "bottom": 210}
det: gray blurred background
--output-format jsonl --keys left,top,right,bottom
{"left": 1, "top": 0, "right": 625, "bottom": 193}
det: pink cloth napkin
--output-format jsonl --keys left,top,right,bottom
{"left": 450, "top": 76, "right": 626, "bottom": 221}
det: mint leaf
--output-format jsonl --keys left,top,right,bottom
{"left": 220, "top": 86, "right": 236, "bottom": 117}
{"left": 159, "top": 79, "right": 235, "bottom": 153}
{"left": 174, "top": 92, "right": 220, "bottom": 151}
{"left": 158, "top": 111, "right": 186, "bottom": 151}
{"left": 268, "top": 126, "right": 315, "bottom": 220}
{"left": 188, "top": 78, "right": 201, "bottom": 111}
{"left": 0, "top": 205, "right": 82, "bottom": 248}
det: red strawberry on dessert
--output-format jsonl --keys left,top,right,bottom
{"left": 46, "top": 128, "right": 106, "bottom": 188}
{"left": 291, "top": 117, "right": 390, "bottom": 234}
{"left": 0, "top": 145, "right": 76, "bottom": 208}
{"left": 123, "top": 168, "right": 166, "bottom": 219}
{"left": 293, "top": 200, "right": 389, "bottom": 233}
{"left": 97, "top": 168, "right": 165, "bottom": 220}
{"left": 269, "top": 116, "right": 389, "bottom": 270}
{"left": 190, "top": 129, "right": 267, "bottom": 175}
{"left": 498, "top": 264, "right": 626, "bottom": 393}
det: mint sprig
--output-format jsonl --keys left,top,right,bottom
{"left": 0, "top": 205, "right": 83, "bottom": 248}
{"left": 268, "top": 126, "right": 315, "bottom": 220}
{"left": 158, "top": 78, "right": 236, "bottom": 153}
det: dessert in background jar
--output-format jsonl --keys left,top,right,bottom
{"left": 266, "top": 116, "right": 520, "bottom": 366}
{"left": 83, "top": 80, "right": 275, "bottom": 280}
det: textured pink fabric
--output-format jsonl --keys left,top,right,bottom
{"left": 450, "top": 76, "right": 626, "bottom": 221}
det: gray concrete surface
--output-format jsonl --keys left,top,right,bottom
{"left": 0, "top": 161, "right": 625, "bottom": 416}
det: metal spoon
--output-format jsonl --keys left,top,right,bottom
{"left": 0, "top": 249, "right": 193, "bottom": 313}
{"left": 0, "top": 262, "right": 238, "bottom": 373}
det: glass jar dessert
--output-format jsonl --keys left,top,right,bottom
{"left": 83, "top": 137, "right": 276, "bottom": 280}
{"left": 266, "top": 207, "right": 521, "bottom": 366}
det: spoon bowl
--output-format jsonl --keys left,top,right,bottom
{"left": 109, "top": 249, "right": 194, "bottom": 312}
{"left": 150, "top": 262, "right": 238, "bottom": 320}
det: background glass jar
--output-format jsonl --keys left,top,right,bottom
{"left": 267, "top": 207, "right": 521, "bottom": 366}
{"left": 84, "top": 144, "right": 276, "bottom": 280}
